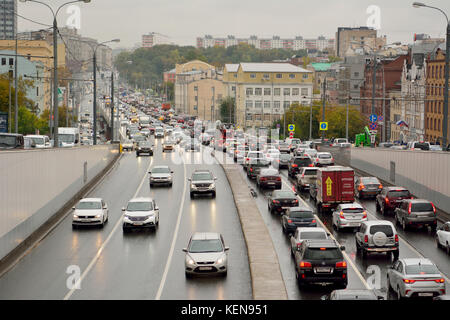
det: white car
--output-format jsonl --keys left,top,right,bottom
{"left": 303, "top": 148, "right": 318, "bottom": 159}
{"left": 72, "top": 198, "right": 108, "bottom": 228}
{"left": 265, "top": 149, "right": 280, "bottom": 162}
{"left": 290, "top": 227, "right": 329, "bottom": 256}
{"left": 332, "top": 203, "right": 368, "bottom": 231}
{"left": 435, "top": 221, "right": 450, "bottom": 255}
{"left": 314, "top": 152, "right": 334, "bottom": 166}
{"left": 243, "top": 151, "right": 266, "bottom": 170}
{"left": 122, "top": 197, "right": 160, "bottom": 232}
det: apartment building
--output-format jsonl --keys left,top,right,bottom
{"left": 0, "top": 0, "right": 16, "bottom": 40}
{"left": 142, "top": 32, "right": 171, "bottom": 48}
{"left": 336, "top": 27, "right": 381, "bottom": 58}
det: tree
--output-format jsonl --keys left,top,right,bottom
{"left": 219, "top": 96, "right": 235, "bottom": 123}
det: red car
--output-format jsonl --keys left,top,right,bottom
{"left": 376, "top": 187, "right": 411, "bottom": 215}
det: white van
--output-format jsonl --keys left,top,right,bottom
{"left": 26, "top": 135, "right": 51, "bottom": 148}
{"left": 58, "top": 127, "right": 80, "bottom": 147}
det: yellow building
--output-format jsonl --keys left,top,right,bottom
{"left": 0, "top": 40, "right": 66, "bottom": 111}
{"left": 223, "top": 62, "right": 313, "bottom": 129}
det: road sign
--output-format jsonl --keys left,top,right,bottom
{"left": 320, "top": 122, "right": 328, "bottom": 130}
{"left": 370, "top": 135, "right": 376, "bottom": 144}
{"left": 378, "top": 116, "right": 384, "bottom": 122}
{"left": 288, "top": 124, "right": 295, "bottom": 131}
{"left": 326, "top": 176, "right": 333, "bottom": 196}
{"left": 369, "top": 130, "right": 378, "bottom": 135}
{"left": 289, "top": 131, "right": 294, "bottom": 138}
{"left": 369, "top": 122, "right": 378, "bottom": 130}
{"left": 0, "top": 112, "right": 7, "bottom": 133}
{"left": 369, "top": 114, "right": 378, "bottom": 122}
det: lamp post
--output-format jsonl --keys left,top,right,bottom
{"left": 413, "top": 2, "right": 449, "bottom": 149}
{"left": 20, "top": 0, "right": 91, "bottom": 147}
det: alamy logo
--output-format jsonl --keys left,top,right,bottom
{"left": 366, "top": 265, "right": 381, "bottom": 289}
{"left": 66, "top": 265, "right": 81, "bottom": 290}
{"left": 366, "top": 5, "right": 381, "bottom": 30}
{"left": 65, "top": 5, "right": 81, "bottom": 30}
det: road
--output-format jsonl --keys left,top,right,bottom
{"left": 0, "top": 138, "right": 252, "bottom": 300}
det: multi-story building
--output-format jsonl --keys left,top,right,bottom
{"left": 174, "top": 60, "right": 224, "bottom": 120}
{"left": 0, "top": 0, "right": 16, "bottom": 40}
{"left": 389, "top": 89, "right": 403, "bottom": 142}
{"left": 196, "top": 35, "right": 334, "bottom": 51}
{"left": 336, "top": 27, "right": 379, "bottom": 58}
{"left": 223, "top": 62, "right": 313, "bottom": 129}
{"left": 360, "top": 54, "right": 408, "bottom": 142}
{"left": 142, "top": 32, "right": 171, "bottom": 48}
{"left": 163, "top": 68, "right": 176, "bottom": 83}
{"left": 425, "top": 45, "right": 447, "bottom": 144}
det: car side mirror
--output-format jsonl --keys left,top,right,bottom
{"left": 155, "top": 207, "right": 159, "bottom": 211}
{"left": 182, "top": 248, "right": 187, "bottom": 252}
{"left": 103, "top": 206, "right": 107, "bottom": 210}
{"left": 72, "top": 207, "right": 75, "bottom": 210}
{"left": 188, "top": 178, "right": 191, "bottom": 181}
{"left": 214, "top": 177, "right": 218, "bottom": 180}
{"left": 340, "top": 246, "right": 345, "bottom": 251}
{"left": 171, "top": 171, "right": 174, "bottom": 173}
{"left": 122, "top": 207, "right": 126, "bottom": 211}
{"left": 224, "top": 247, "right": 230, "bottom": 251}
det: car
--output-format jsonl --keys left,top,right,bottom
{"left": 281, "top": 207, "right": 317, "bottom": 234}
{"left": 288, "top": 156, "right": 313, "bottom": 178}
{"left": 303, "top": 148, "right": 318, "bottom": 159}
{"left": 246, "top": 158, "right": 270, "bottom": 179}
{"left": 355, "top": 220, "right": 399, "bottom": 259}
{"left": 296, "top": 167, "right": 318, "bottom": 192}
{"left": 162, "top": 139, "right": 175, "bottom": 152}
{"left": 149, "top": 165, "right": 173, "bottom": 187}
{"left": 234, "top": 144, "right": 249, "bottom": 163}
{"left": 154, "top": 127, "right": 164, "bottom": 138}
{"left": 287, "top": 138, "right": 302, "bottom": 152}
{"left": 132, "top": 134, "right": 146, "bottom": 149}
{"left": 265, "top": 149, "right": 280, "bottom": 162}
{"left": 394, "top": 199, "right": 437, "bottom": 232}
{"left": 140, "top": 128, "right": 151, "bottom": 137}
{"left": 278, "top": 142, "right": 291, "bottom": 153}
{"left": 290, "top": 227, "right": 329, "bottom": 256}
{"left": 294, "top": 239, "right": 347, "bottom": 288}
{"left": 273, "top": 153, "right": 292, "bottom": 170}
{"left": 122, "top": 139, "right": 134, "bottom": 151}
{"left": 376, "top": 187, "right": 411, "bottom": 215}
{"left": 183, "top": 232, "right": 229, "bottom": 277}
{"left": 164, "top": 126, "right": 174, "bottom": 135}
{"left": 406, "top": 141, "right": 430, "bottom": 151}
{"left": 256, "top": 168, "right": 282, "bottom": 190}
{"left": 72, "top": 198, "right": 108, "bottom": 228}
{"left": 332, "top": 203, "right": 368, "bottom": 231}
{"left": 243, "top": 151, "right": 265, "bottom": 171}
{"left": 293, "top": 144, "right": 311, "bottom": 156}
{"left": 136, "top": 141, "right": 153, "bottom": 156}
{"left": 435, "top": 221, "right": 450, "bottom": 255}
{"left": 122, "top": 197, "right": 159, "bottom": 232}
{"left": 355, "top": 176, "right": 383, "bottom": 199}
{"left": 313, "top": 152, "right": 334, "bottom": 167}
{"left": 387, "top": 258, "right": 446, "bottom": 299}
{"left": 267, "top": 189, "right": 299, "bottom": 214}
{"left": 189, "top": 170, "right": 217, "bottom": 198}
{"left": 433, "top": 294, "right": 450, "bottom": 300}
{"left": 25, "top": 135, "right": 51, "bottom": 148}
{"left": 429, "top": 145, "right": 442, "bottom": 151}
{"left": 321, "top": 289, "right": 384, "bottom": 300}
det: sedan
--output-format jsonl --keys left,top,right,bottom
{"left": 256, "top": 168, "right": 282, "bottom": 190}
{"left": 281, "top": 207, "right": 317, "bottom": 234}
{"left": 387, "top": 258, "right": 446, "bottom": 299}
{"left": 355, "top": 176, "right": 383, "bottom": 199}
{"left": 183, "top": 232, "right": 229, "bottom": 277}
{"left": 267, "top": 190, "right": 299, "bottom": 214}
{"left": 435, "top": 221, "right": 450, "bottom": 255}
{"left": 72, "top": 198, "right": 108, "bottom": 228}
{"left": 332, "top": 203, "right": 367, "bottom": 231}
{"left": 122, "top": 197, "right": 160, "bottom": 232}
{"left": 149, "top": 165, "right": 173, "bottom": 187}
{"left": 273, "top": 153, "right": 292, "bottom": 169}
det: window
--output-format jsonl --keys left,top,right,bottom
{"left": 302, "top": 74, "right": 308, "bottom": 79}
{"left": 301, "top": 88, "right": 308, "bottom": 96}
{"left": 250, "top": 73, "right": 256, "bottom": 78}
{"left": 194, "top": 96, "right": 198, "bottom": 101}
{"left": 289, "top": 74, "right": 295, "bottom": 79}
{"left": 255, "top": 88, "right": 262, "bottom": 95}
{"left": 263, "top": 74, "right": 269, "bottom": 79}
{"left": 264, "top": 101, "right": 271, "bottom": 109}
{"left": 264, "top": 88, "right": 271, "bottom": 95}
{"left": 354, "top": 72, "right": 359, "bottom": 77}
{"left": 274, "top": 101, "right": 280, "bottom": 108}
{"left": 9, "top": 58, "right": 13, "bottom": 66}
{"left": 283, "top": 101, "right": 290, "bottom": 109}
{"left": 246, "top": 88, "right": 253, "bottom": 96}
{"left": 234, "top": 74, "right": 237, "bottom": 78}
{"left": 276, "top": 73, "right": 282, "bottom": 79}
{"left": 255, "top": 101, "right": 262, "bottom": 108}
{"left": 1, "top": 58, "right": 5, "bottom": 65}
{"left": 283, "top": 88, "right": 290, "bottom": 96}
{"left": 274, "top": 88, "right": 281, "bottom": 96}
{"left": 292, "top": 88, "right": 299, "bottom": 95}
{"left": 246, "top": 100, "right": 253, "bottom": 108}
{"left": 194, "top": 86, "right": 198, "bottom": 91}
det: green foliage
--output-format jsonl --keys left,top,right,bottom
{"left": 115, "top": 44, "right": 307, "bottom": 88}
{"left": 219, "top": 96, "right": 235, "bottom": 123}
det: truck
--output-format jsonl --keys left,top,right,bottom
{"left": 310, "top": 166, "right": 354, "bottom": 213}
{"left": 355, "top": 126, "right": 371, "bottom": 147}
{"left": 58, "top": 127, "right": 80, "bottom": 148}
{"left": 162, "top": 103, "right": 171, "bottom": 111}
{"left": 139, "top": 115, "right": 151, "bottom": 128}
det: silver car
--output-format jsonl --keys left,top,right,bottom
{"left": 72, "top": 198, "right": 108, "bottom": 228}
{"left": 314, "top": 152, "right": 334, "bottom": 166}
{"left": 355, "top": 220, "right": 399, "bottom": 259}
{"left": 149, "top": 165, "right": 173, "bottom": 187}
{"left": 387, "top": 258, "right": 446, "bottom": 299}
{"left": 290, "top": 227, "right": 329, "bottom": 256}
{"left": 332, "top": 203, "right": 368, "bottom": 231}
{"left": 189, "top": 170, "right": 217, "bottom": 198}
{"left": 122, "top": 197, "right": 160, "bottom": 232}
{"left": 183, "top": 232, "right": 229, "bottom": 277}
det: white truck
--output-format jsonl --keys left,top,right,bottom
{"left": 58, "top": 127, "right": 80, "bottom": 147}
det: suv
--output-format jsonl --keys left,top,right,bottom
{"left": 189, "top": 170, "right": 217, "bottom": 198}
{"left": 136, "top": 141, "right": 153, "bottom": 156}
{"left": 313, "top": 152, "right": 334, "bottom": 167}
{"left": 122, "top": 197, "right": 160, "bottom": 232}
{"left": 394, "top": 199, "right": 437, "bottom": 232}
{"left": 294, "top": 239, "right": 347, "bottom": 288}
{"left": 332, "top": 203, "right": 367, "bottom": 231}
{"left": 296, "top": 167, "right": 318, "bottom": 192}
{"left": 355, "top": 220, "right": 399, "bottom": 259}
{"left": 267, "top": 190, "right": 299, "bottom": 214}
{"left": 355, "top": 176, "right": 383, "bottom": 199}
{"left": 376, "top": 187, "right": 411, "bottom": 215}
{"left": 247, "top": 158, "right": 270, "bottom": 179}
{"left": 406, "top": 141, "right": 430, "bottom": 151}
{"left": 243, "top": 151, "right": 265, "bottom": 171}
{"left": 288, "top": 156, "right": 313, "bottom": 178}
{"left": 290, "top": 227, "right": 329, "bottom": 256}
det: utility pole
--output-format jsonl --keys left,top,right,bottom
{"left": 346, "top": 96, "right": 349, "bottom": 140}
{"left": 53, "top": 17, "right": 59, "bottom": 147}
{"left": 93, "top": 51, "right": 97, "bottom": 145}
{"left": 110, "top": 70, "right": 114, "bottom": 141}
{"left": 321, "top": 79, "right": 326, "bottom": 141}
{"left": 371, "top": 53, "right": 377, "bottom": 147}
{"left": 14, "top": 35, "right": 18, "bottom": 133}
{"left": 443, "top": 22, "right": 450, "bottom": 148}
{"left": 8, "top": 69, "right": 12, "bottom": 133}
{"left": 309, "top": 100, "right": 313, "bottom": 140}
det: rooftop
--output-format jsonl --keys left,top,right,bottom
{"left": 240, "top": 62, "right": 312, "bottom": 73}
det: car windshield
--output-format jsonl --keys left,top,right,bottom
{"left": 280, "top": 154, "right": 292, "bottom": 160}
{"left": 76, "top": 201, "right": 101, "bottom": 210}
{"left": 290, "top": 211, "right": 314, "bottom": 219}
{"left": 58, "top": 134, "right": 75, "bottom": 143}
{"left": 261, "top": 169, "right": 278, "bottom": 176}
{"left": 405, "top": 264, "right": 440, "bottom": 275}
{"left": 369, "top": 225, "right": 394, "bottom": 237}
{"left": 134, "top": 135, "right": 146, "bottom": 141}
{"left": 294, "top": 158, "right": 312, "bottom": 165}
{"left": 127, "top": 201, "right": 153, "bottom": 211}
{"left": 388, "top": 190, "right": 410, "bottom": 198}
{"left": 361, "top": 177, "right": 380, "bottom": 184}
{"left": 0, "top": 135, "right": 17, "bottom": 146}
{"left": 304, "top": 248, "right": 342, "bottom": 260}
{"left": 343, "top": 207, "right": 364, "bottom": 213}
{"left": 152, "top": 167, "right": 170, "bottom": 174}
{"left": 192, "top": 172, "right": 213, "bottom": 180}
{"left": 303, "top": 169, "right": 317, "bottom": 176}
{"left": 248, "top": 152, "right": 263, "bottom": 158}
{"left": 30, "top": 137, "right": 45, "bottom": 145}
{"left": 139, "top": 142, "right": 151, "bottom": 147}
{"left": 318, "top": 154, "right": 331, "bottom": 159}
{"left": 412, "top": 202, "right": 433, "bottom": 212}
{"left": 274, "top": 191, "right": 295, "bottom": 198}
{"left": 189, "top": 239, "right": 223, "bottom": 253}
{"left": 299, "top": 232, "right": 327, "bottom": 240}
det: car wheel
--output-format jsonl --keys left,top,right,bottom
{"left": 402, "top": 218, "right": 408, "bottom": 231}
{"left": 185, "top": 272, "right": 192, "bottom": 279}
{"left": 392, "top": 250, "right": 399, "bottom": 260}
{"left": 380, "top": 205, "right": 385, "bottom": 215}
{"left": 169, "top": 183, "right": 173, "bottom": 187}
{"left": 447, "top": 243, "right": 450, "bottom": 255}
{"left": 430, "top": 225, "right": 437, "bottom": 234}
{"left": 123, "top": 227, "right": 129, "bottom": 233}
{"left": 212, "top": 191, "right": 216, "bottom": 198}
{"left": 396, "top": 287, "right": 403, "bottom": 300}
{"left": 221, "top": 271, "right": 227, "bottom": 277}
{"left": 387, "top": 275, "right": 393, "bottom": 292}
{"left": 282, "top": 223, "right": 286, "bottom": 234}
{"left": 376, "top": 201, "right": 380, "bottom": 212}
{"left": 72, "top": 224, "right": 77, "bottom": 230}
{"left": 190, "top": 192, "right": 194, "bottom": 199}
{"left": 435, "top": 236, "right": 441, "bottom": 249}
{"left": 355, "top": 240, "right": 361, "bottom": 253}
{"left": 394, "top": 213, "right": 399, "bottom": 225}
{"left": 361, "top": 248, "right": 367, "bottom": 259}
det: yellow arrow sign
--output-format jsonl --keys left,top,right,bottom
{"left": 326, "top": 176, "right": 333, "bottom": 196}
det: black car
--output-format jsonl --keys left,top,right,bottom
{"left": 294, "top": 239, "right": 347, "bottom": 288}
{"left": 281, "top": 207, "right": 317, "bottom": 234}
{"left": 354, "top": 176, "right": 383, "bottom": 199}
{"left": 273, "top": 153, "right": 292, "bottom": 169}
{"left": 136, "top": 141, "right": 153, "bottom": 156}
{"left": 288, "top": 156, "right": 313, "bottom": 178}
{"left": 268, "top": 190, "right": 299, "bottom": 214}
{"left": 247, "top": 159, "right": 270, "bottom": 179}
{"left": 256, "top": 168, "right": 282, "bottom": 189}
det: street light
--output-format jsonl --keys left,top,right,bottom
{"left": 20, "top": 0, "right": 91, "bottom": 148}
{"left": 413, "top": 1, "right": 450, "bottom": 149}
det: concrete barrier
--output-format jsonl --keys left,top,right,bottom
{"left": 0, "top": 145, "right": 119, "bottom": 262}
{"left": 218, "top": 161, "right": 288, "bottom": 300}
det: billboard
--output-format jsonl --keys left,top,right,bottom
{"left": 0, "top": 112, "right": 8, "bottom": 133}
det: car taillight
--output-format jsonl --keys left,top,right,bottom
{"left": 246, "top": 158, "right": 249, "bottom": 161}
{"left": 358, "top": 183, "right": 365, "bottom": 191}
{"left": 364, "top": 235, "right": 368, "bottom": 243}
{"left": 379, "top": 184, "right": 383, "bottom": 189}
{"left": 250, "top": 168, "right": 253, "bottom": 172}
{"left": 336, "top": 261, "right": 347, "bottom": 268}
{"left": 331, "top": 158, "right": 334, "bottom": 162}
{"left": 408, "top": 203, "right": 412, "bottom": 214}
{"left": 403, "top": 279, "right": 416, "bottom": 284}
{"left": 385, "top": 198, "right": 390, "bottom": 204}
{"left": 292, "top": 164, "right": 298, "bottom": 168}
{"left": 299, "top": 261, "right": 312, "bottom": 268}
{"left": 339, "top": 211, "right": 345, "bottom": 218}
{"left": 312, "top": 219, "right": 316, "bottom": 223}
{"left": 276, "top": 177, "right": 281, "bottom": 181}
{"left": 362, "top": 211, "right": 367, "bottom": 219}
{"left": 287, "top": 219, "right": 293, "bottom": 224}
{"left": 431, "top": 202, "right": 436, "bottom": 214}
{"left": 395, "top": 234, "right": 399, "bottom": 243}
{"left": 294, "top": 199, "right": 299, "bottom": 204}
{"left": 308, "top": 164, "right": 314, "bottom": 167}
{"left": 260, "top": 177, "right": 267, "bottom": 181}
{"left": 315, "top": 158, "right": 319, "bottom": 162}
{"left": 435, "top": 278, "right": 445, "bottom": 283}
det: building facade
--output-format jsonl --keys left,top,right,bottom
{"left": 0, "top": 0, "right": 16, "bottom": 40}
{"left": 336, "top": 27, "right": 379, "bottom": 58}
{"left": 163, "top": 68, "right": 176, "bottom": 83}
{"left": 223, "top": 63, "right": 313, "bottom": 129}
{"left": 142, "top": 32, "right": 171, "bottom": 48}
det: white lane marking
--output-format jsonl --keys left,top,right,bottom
{"left": 155, "top": 157, "right": 187, "bottom": 300}
{"left": 280, "top": 176, "right": 371, "bottom": 289}
{"left": 64, "top": 155, "right": 153, "bottom": 300}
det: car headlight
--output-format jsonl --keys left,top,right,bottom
{"left": 191, "top": 184, "right": 197, "bottom": 189}
{"left": 73, "top": 215, "right": 79, "bottom": 218}
{"left": 187, "top": 258, "right": 195, "bottom": 265}
{"left": 216, "top": 255, "right": 226, "bottom": 264}
{"left": 95, "top": 214, "right": 102, "bottom": 218}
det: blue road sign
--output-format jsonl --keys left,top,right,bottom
{"left": 369, "top": 122, "right": 378, "bottom": 130}
{"left": 288, "top": 124, "right": 295, "bottom": 131}
{"left": 320, "top": 122, "right": 328, "bottom": 130}
{"left": 369, "top": 114, "right": 377, "bottom": 122}
{"left": 0, "top": 112, "right": 7, "bottom": 133}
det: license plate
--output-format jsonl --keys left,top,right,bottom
{"left": 133, "top": 222, "right": 143, "bottom": 226}
{"left": 199, "top": 267, "right": 213, "bottom": 271}
{"left": 268, "top": 182, "right": 275, "bottom": 185}
{"left": 418, "top": 293, "right": 433, "bottom": 297}
{"left": 349, "top": 222, "right": 360, "bottom": 226}
{"left": 315, "top": 267, "right": 332, "bottom": 273}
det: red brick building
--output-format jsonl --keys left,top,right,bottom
{"left": 360, "top": 54, "right": 408, "bottom": 140}
{"left": 163, "top": 68, "right": 176, "bottom": 83}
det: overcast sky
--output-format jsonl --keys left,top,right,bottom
{"left": 17, "top": 0, "right": 450, "bottom": 49}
